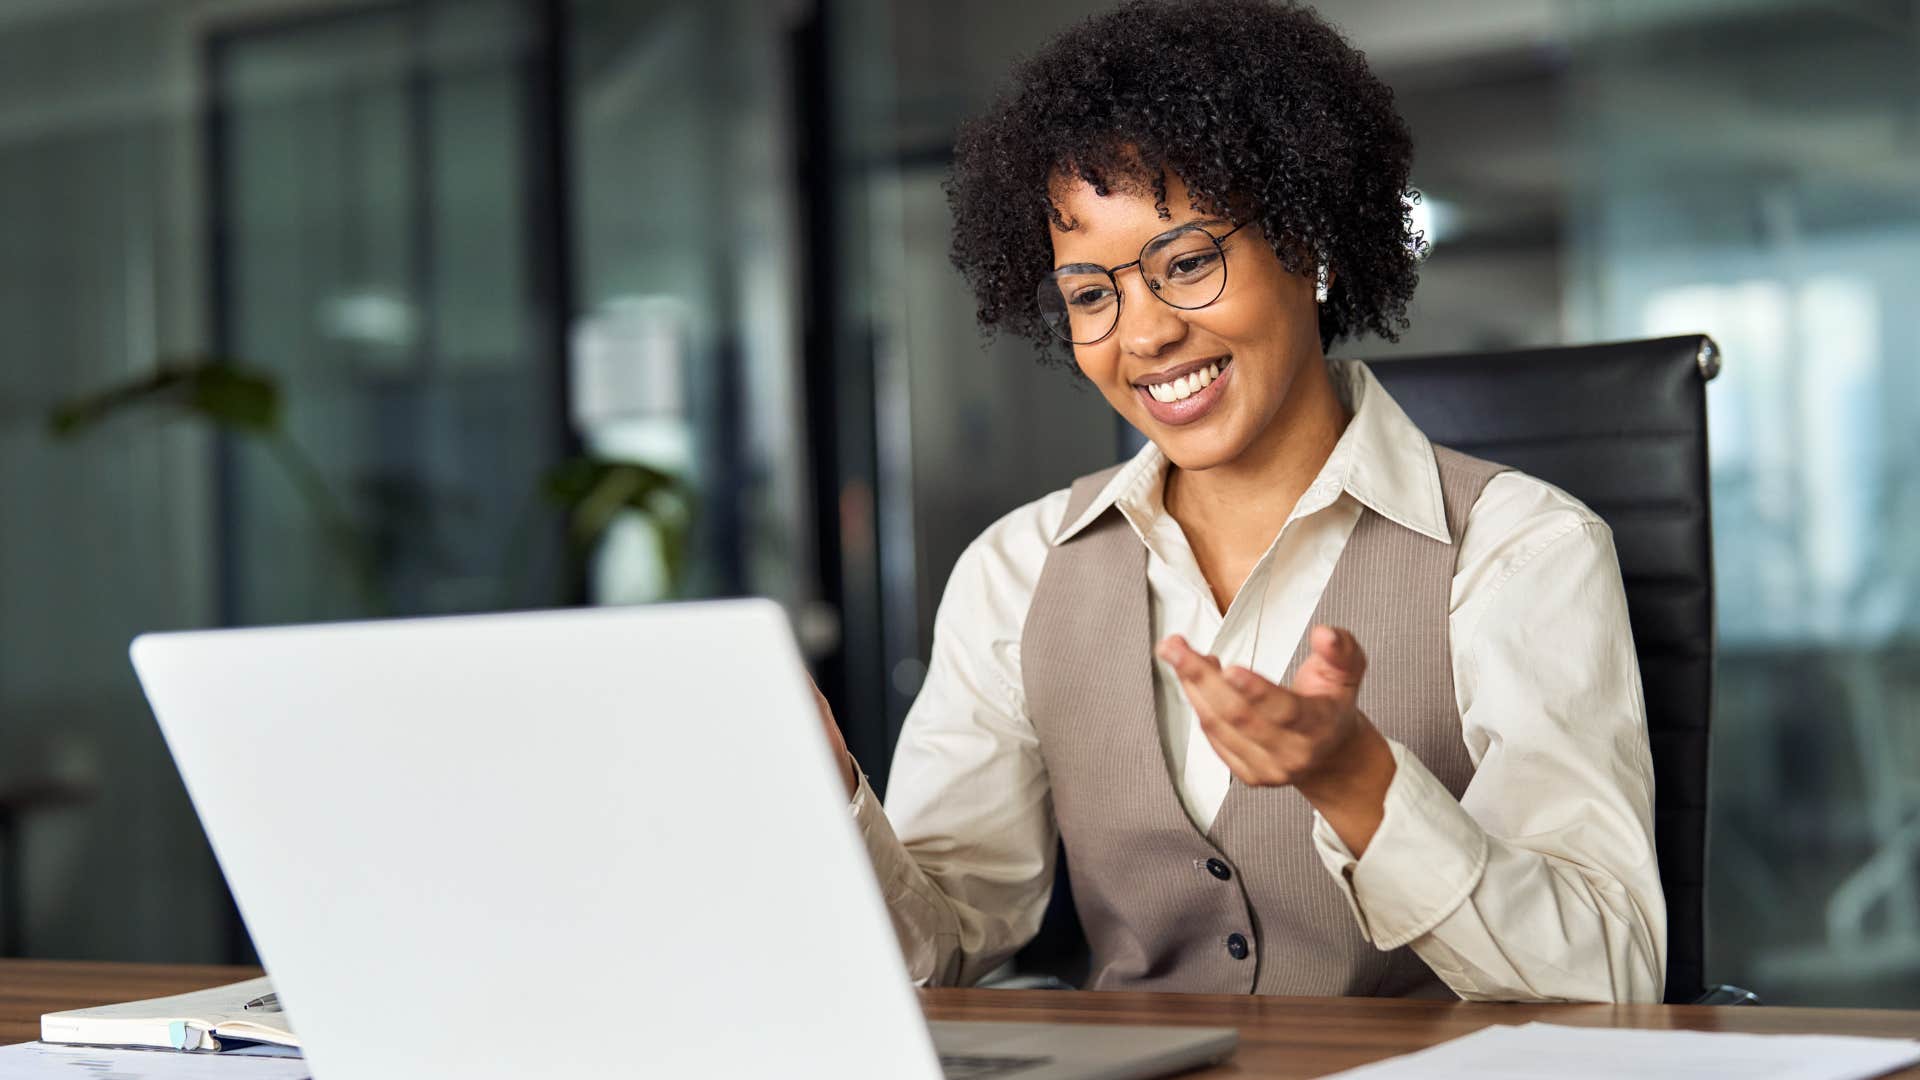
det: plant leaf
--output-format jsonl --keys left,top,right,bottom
{"left": 48, "top": 358, "right": 280, "bottom": 438}
{"left": 539, "top": 457, "right": 695, "bottom": 594}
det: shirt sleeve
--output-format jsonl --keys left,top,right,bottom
{"left": 1309, "top": 514, "right": 1667, "bottom": 1003}
{"left": 850, "top": 535, "right": 1059, "bottom": 987}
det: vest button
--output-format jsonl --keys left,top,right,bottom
{"left": 1205, "top": 858, "right": 1232, "bottom": 881}
{"left": 1226, "top": 933, "right": 1250, "bottom": 960}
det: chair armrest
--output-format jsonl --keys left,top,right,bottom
{"left": 980, "top": 974, "right": 1078, "bottom": 991}
{"left": 1692, "top": 984, "right": 1761, "bottom": 1006}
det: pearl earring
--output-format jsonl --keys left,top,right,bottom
{"left": 1314, "top": 263, "right": 1330, "bottom": 304}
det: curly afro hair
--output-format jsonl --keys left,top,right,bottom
{"left": 946, "top": 0, "right": 1422, "bottom": 362}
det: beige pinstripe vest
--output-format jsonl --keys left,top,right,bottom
{"left": 1020, "top": 445, "right": 1505, "bottom": 997}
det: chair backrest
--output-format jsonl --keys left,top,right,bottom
{"left": 1015, "top": 335, "right": 1719, "bottom": 1004}
{"left": 1368, "top": 334, "right": 1718, "bottom": 1003}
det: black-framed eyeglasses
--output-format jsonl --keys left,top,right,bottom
{"left": 1036, "top": 219, "right": 1248, "bottom": 346}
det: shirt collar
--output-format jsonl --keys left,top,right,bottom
{"left": 1051, "top": 437, "right": 1168, "bottom": 544}
{"left": 1051, "top": 359, "right": 1450, "bottom": 546}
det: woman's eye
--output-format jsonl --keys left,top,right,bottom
{"left": 1166, "top": 250, "right": 1221, "bottom": 281}
{"left": 1070, "top": 286, "right": 1115, "bottom": 309}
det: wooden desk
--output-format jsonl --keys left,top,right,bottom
{"left": 3, "top": 960, "right": 1918, "bottom": 1078}
{"left": 0, "top": 960, "right": 265, "bottom": 1046}
{"left": 925, "top": 987, "right": 1920, "bottom": 1077}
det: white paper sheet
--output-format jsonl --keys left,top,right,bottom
{"left": 1320, "top": 1022, "right": 1920, "bottom": 1080}
{"left": 0, "top": 1042, "right": 310, "bottom": 1079}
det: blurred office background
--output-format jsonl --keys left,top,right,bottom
{"left": 0, "top": 0, "right": 1914, "bottom": 1006}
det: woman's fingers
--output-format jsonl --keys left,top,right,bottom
{"left": 1158, "top": 634, "right": 1223, "bottom": 674}
{"left": 1159, "top": 634, "right": 1362, "bottom": 788}
{"left": 1198, "top": 712, "right": 1269, "bottom": 785}
{"left": 1222, "top": 664, "right": 1264, "bottom": 696}
{"left": 1201, "top": 695, "right": 1329, "bottom": 785}
{"left": 1157, "top": 635, "right": 1258, "bottom": 730}
{"left": 809, "top": 677, "right": 845, "bottom": 747}
{"left": 808, "top": 675, "right": 856, "bottom": 797}
{"left": 1291, "top": 625, "right": 1367, "bottom": 707}
{"left": 1160, "top": 631, "right": 1376, "bottom": 792}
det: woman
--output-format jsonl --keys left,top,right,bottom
{"left": 815, "top": 0, "right": 1664, "bottom": 1003}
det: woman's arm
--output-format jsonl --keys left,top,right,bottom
{"left": 1311, "top": 498, "right": 1666, "bottom": 1003}
{"left": 844, "top": 531, "right": 1061, "bottom": 987}
{"left": 1159, "top": 478, "right": 1665, "bottom": 1002}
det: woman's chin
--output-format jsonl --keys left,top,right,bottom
{"left": 1150, "top": 427, "right": 1252, "bottom": 474}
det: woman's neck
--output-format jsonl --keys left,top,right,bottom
{"left": 1164, "top": 361, "right": 1351, "bottom": 608}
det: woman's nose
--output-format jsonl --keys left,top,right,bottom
{"left": 1116, "top": 275, "right": 1189, "bottom": 359}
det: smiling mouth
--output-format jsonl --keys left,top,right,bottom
{"left": 1133, "top": 357, "right": 1230, "bottom": 404}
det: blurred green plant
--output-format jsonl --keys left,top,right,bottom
{"left": 48, "top": 358, "right": 386, "bottom": 613}
{"left": 505, "top": 457, "right": 694, "bottom": 607}
{"left": 48, "top": 357, "right": 693, "bottom": 614}
{"left": 48, "top": 359, "right": 280, "bottom": 437}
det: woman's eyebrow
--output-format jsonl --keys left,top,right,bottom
{"left": 1051, "top": 216, "right": 1238, "bottom": 271}
{"left": 1175, "top": 216, "right": 1233, "bottom": 231}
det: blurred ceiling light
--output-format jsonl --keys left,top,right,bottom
{"left": 1407, "top": 188, "right": 1456, "bottom": 255}
{"left": 319, "top": 290, "right": 419, "bottom": 349}
{"left": 571, "top": 295, "right": 691, "bottom": 427}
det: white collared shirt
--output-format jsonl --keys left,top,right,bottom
{"left": 850, "top": 359, "right": 1666, "bottom": 1003}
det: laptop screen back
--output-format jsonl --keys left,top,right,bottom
{"left": 132, "top": 600, "right": 943, "bottom": 1080}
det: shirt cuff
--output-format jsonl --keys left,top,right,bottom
{"left": 840, "top": 757, "right": 871, "bottom": 814}
{"left": 847, "top": 755, "right": 869, "bottom": 819}
{"left": 1310, "top": 738, "right": 1489, "bottom": 951}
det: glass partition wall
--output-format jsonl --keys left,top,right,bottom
{"left": 213, "top": 0, "right": 822, "bottom": 627}
{"left": 0, "top": 0, "right": 820, "bottom": 964}
{"left": 566, "top": 0, "right": 814, "bottom": 615}
{"left": 0, "top": 0, "right": 229, "bottom": 964}
{"left": 1564, "top": 0, "right": 1920, "bottom": 1005}
{"left": 210, "top": 0, "right": 566, "bottom": 629}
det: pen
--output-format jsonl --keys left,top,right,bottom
{"left": 241, "top": 993, "right": 280, "bottom": 1012}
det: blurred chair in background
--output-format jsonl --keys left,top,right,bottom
{"left": 0, "top": 769, "right": 95, "bottom": 957}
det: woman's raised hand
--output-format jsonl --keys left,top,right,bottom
{"left": 1156, "top": 626, "right": 1398, "bottom": 855}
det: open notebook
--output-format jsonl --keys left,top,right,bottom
{"left": 41, "top": 976, "right": 299, "bottom": 1052}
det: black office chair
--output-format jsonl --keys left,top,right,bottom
{"left": 1370, "top": 335, "right": 1720, "bottom": 1004}
{"left": 1012, "top": 334, "right": 1742, "bottom": 1005}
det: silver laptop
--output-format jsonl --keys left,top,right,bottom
{"left": 131, "top": 600, "right": 1236, "bottom": 1080}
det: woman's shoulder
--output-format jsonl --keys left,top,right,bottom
{"left": 1455, "top": 466, "right": 1617, "bottom": 599}
{"left": 1473, "top": 468, "right": 1610, "bottom": 541}
{"left": 944, "top": 486, "right": 1078, "bottom": 606}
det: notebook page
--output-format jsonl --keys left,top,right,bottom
{"left": 40, "top": 977, "right": 279, "bottom": 1050}
{"left": 1321, "top": 1021, "right": 1920, "bottom": 1080}
{"left": 42, "top": 977, "right": 273, "bottom": 1028}
{"left": 0, "top": 1041, "right": 309, "bottom": 1079}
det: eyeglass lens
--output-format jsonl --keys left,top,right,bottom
{"left": 1036, "top": 224, "right": 1230, "bottom": 345}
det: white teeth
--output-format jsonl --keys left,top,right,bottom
{"left": 1144, "top": 360, "right": 1226, "bottom": 405}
